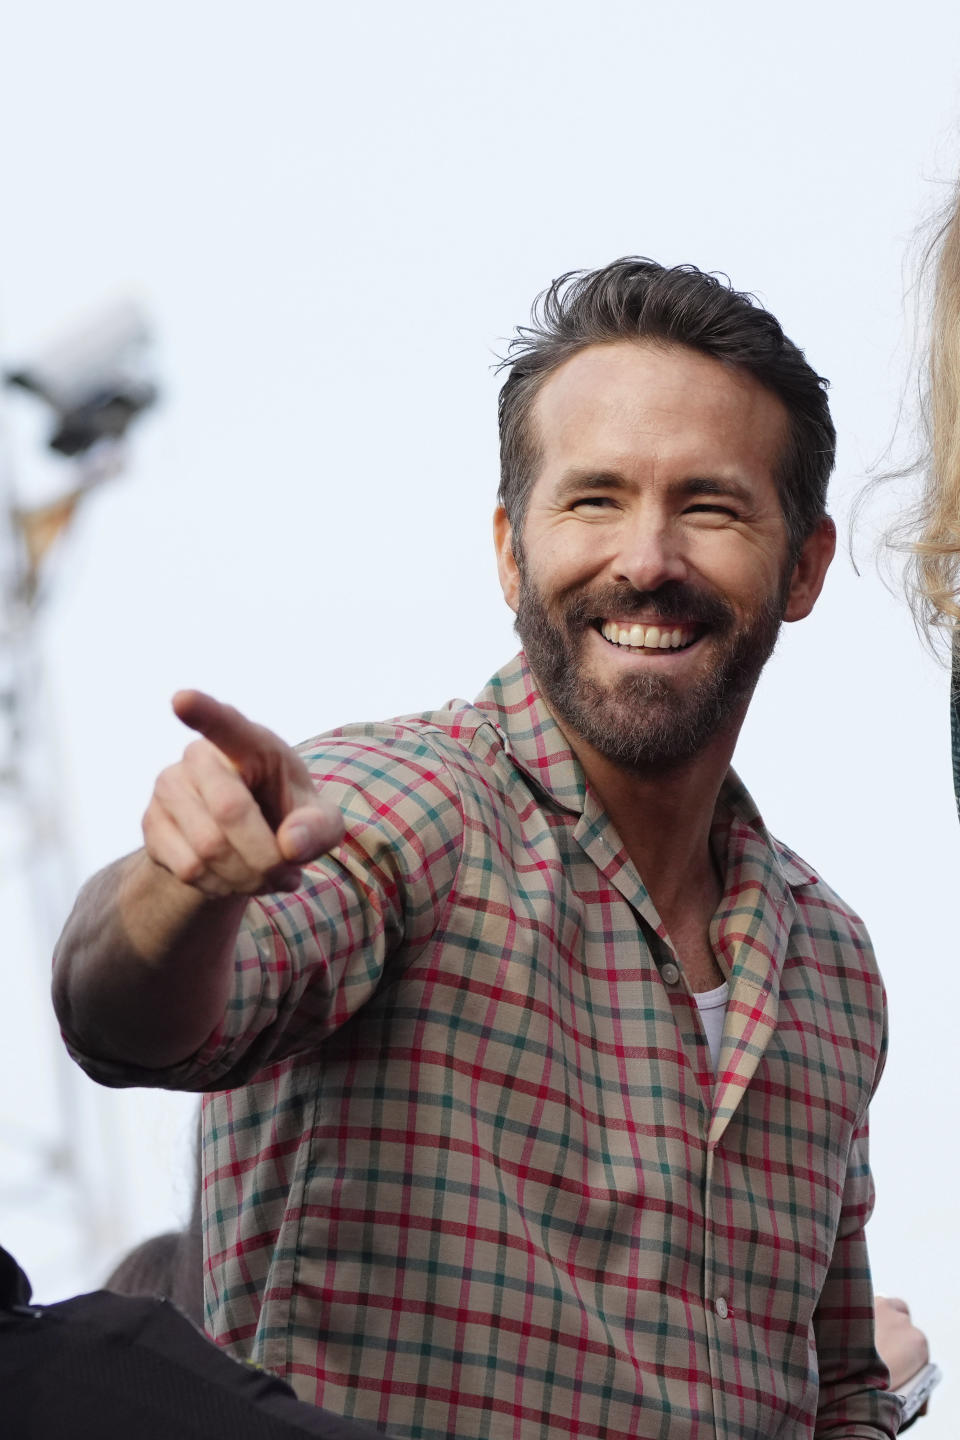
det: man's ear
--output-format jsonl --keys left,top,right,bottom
{"left": 783, "top": 515, "right": 836, "bottom": 623}
{"left": 494, "top": 506, "right": 520, "bottom": 613}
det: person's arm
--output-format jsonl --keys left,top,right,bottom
{"left": 875, "top": 1296, "right": 932, "bottom": 1428}
{"left": 812, "top": 1113, "right": 901, "bottom": 1439}
{"left": 52, "top": 690, "right": 344, "bottom": 1070}
{"left": 874, "top": 1296, "right": 929, "bottom": 1392}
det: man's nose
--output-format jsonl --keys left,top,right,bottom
{"left": 612, "top": 518, "right": 688, "bottom": 592}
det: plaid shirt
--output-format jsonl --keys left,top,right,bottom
{"left": 78, "top": 654, "right": 898, "bottom": 1440}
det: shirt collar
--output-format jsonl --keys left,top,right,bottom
{"left": 716, "top": 770, "right": 819, "bottom": 890}
{"left": 472, "top": 651, "right": 817, "bottom": 894}
{"left": 472, "top": 651, "right": 588, "bottom": 814}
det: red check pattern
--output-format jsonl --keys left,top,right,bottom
{"left": 76, "top": 654, "right": 899, "bottom": 1439}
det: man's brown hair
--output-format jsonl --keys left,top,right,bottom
{"left": 498, "top": 257, "right": 835, "bottom": 562}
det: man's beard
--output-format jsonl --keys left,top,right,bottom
{"left": 515, "top": 570, "right": 788, "bottom": 776}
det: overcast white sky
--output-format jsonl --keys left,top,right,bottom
{"left": 1, "top": 2, "right": 958, "bottom": 1430}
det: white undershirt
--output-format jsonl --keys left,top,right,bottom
{"left": 694, "top": 981, "right": 729, "bottom": 1072}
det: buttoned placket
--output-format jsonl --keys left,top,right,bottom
{"left": 486, "top": 663, "right": 812, "bottom": 1436}
{"left": 702, "top": 831, "right": 795, "bottom": 1439}
{"left": 572, "top": 791, "right": 798, "bottom": 1439}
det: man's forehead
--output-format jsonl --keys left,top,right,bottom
{"left": 530, "top": 339, "right": 790, "bottom": 465}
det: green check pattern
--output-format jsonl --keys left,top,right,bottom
{"left": 77, "top": 654, "right": 898, "bottom": 1440}
{"left": 953, "top": 631, "right": 960, "bottom": 823}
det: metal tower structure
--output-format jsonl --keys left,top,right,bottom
{"left": 0, "top": 299, "right": 157, "bottom": 1296}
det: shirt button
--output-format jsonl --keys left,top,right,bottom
{"left": 714, "top": 1296, "right": 729, "bottom": 1319}
{"left": 661, "top": 962, "right": 680, "bottom": 985}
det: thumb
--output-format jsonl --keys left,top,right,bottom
{"left": 276, "top": 802, "right": 345, "bottom": 864}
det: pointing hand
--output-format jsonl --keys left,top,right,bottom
{"left": 141, "top": 691, "right": 345, "bottom": 898}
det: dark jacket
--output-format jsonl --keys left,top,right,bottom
{"left": 0, "top": 1245, "right": 388, "bottom": 1439}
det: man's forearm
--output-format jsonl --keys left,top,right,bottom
{"left": 52, "top": 849, "right": 247, "bottom": 1070}
{"left": 53, "top": 692, "right": 344, "bottom": 1074}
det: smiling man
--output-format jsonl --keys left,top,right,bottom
{"left": 53, "top": 260, "right": 900, "bottom": 1440}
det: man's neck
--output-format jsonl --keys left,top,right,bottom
{"left": 549, "top": 712, "right": 743, "bottom": 922}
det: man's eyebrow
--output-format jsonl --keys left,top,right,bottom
{"left": 551, "top": 469, "right": 632, "bottom": 501}
{"left": 551, "top": 470, "right": 758, "bottom": 505}
{"left": 670, "top": 475, "right": 757, "bottom": 505}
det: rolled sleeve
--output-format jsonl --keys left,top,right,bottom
{"left": 814, "top": 1068, "right": 900, "bottom": 1438}
{"left": 74, "top": 724, "right": 465, "bottom": 1093}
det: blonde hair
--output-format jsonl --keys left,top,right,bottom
{"left": 909, "top": 183, "right": 960, "bottom": 629}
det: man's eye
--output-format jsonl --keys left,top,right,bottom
{"left": 685, "top": 503, "right": 738, "bottom": 519}
{"left": 572, "top": 496, "right": 616, "bottom": 510}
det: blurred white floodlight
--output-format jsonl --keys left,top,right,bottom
{"left": 0, "top": 295, "right": 160, "bottom": 1273}
{"left": 5, "top": 297, "right": 158, "bottom": 457}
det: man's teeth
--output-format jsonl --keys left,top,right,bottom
{"left": 599, "top": 620, "right": 692, "bottom": 651}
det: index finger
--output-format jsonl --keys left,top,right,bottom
{"left": 172, "top": 690, "right": 269, "bottom": 768}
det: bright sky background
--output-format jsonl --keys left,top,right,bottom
{"left": 0, "top": 1, "right": 958, "bottom": 1431}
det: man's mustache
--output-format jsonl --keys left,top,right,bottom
{"left": 562, "top": 581, "right": 735, "bottom": 630}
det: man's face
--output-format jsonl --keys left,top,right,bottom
{"left": 494, "top": 340, "right": 835, "bottom": 775}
